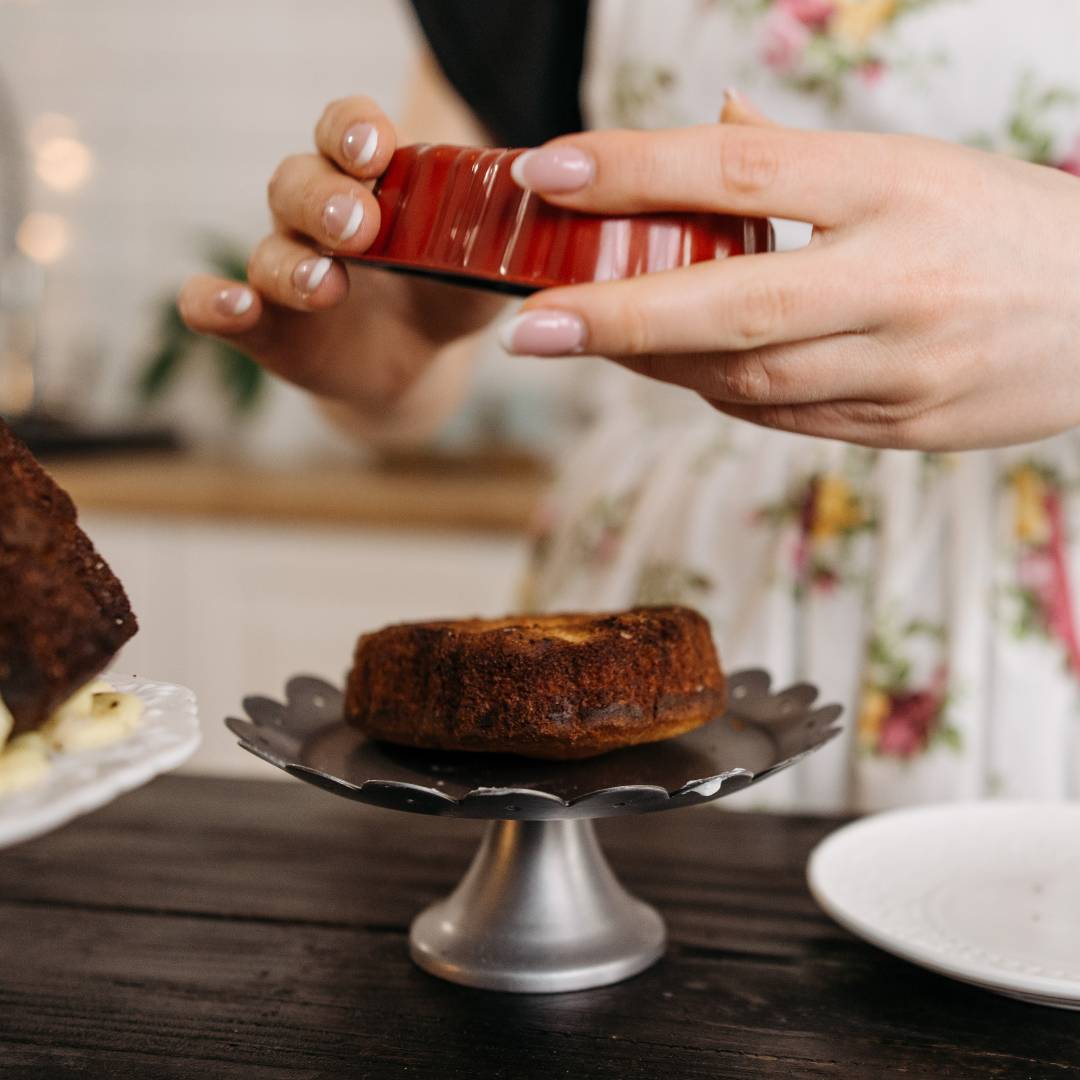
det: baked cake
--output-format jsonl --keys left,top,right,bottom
{"left": 0, "top": 420, "right": 138, "bottom": 737}
{"left": 345, "top": 606, "right": 725, "bottom": 759}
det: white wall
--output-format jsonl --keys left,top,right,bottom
{"left": 0, "top": 0, "right": 419, "bottom": 430}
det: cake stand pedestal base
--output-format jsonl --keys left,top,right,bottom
{"left": 228, "top": 669, "right": 843, "bottom": 994}
{"left": 410, "top": 818, "right": 665, "bottom": 993}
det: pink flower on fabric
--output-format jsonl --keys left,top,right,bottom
{"left": 1018, "top": 547, "right": 1054, "bottom": 598}
{"left": 593, "top": 528, "right": 622, "bottom": 566}
{"left": 811, "top": 565, "right": 839, "bottom": 592}
{"left": 1059, "top": 134, "right": 1080, "bottom": 176}
{"left": 777, "top": 0, "right": 834, "bottom": 28}
{"left": 876, "top": 667, "right": 949, "bottom": 759}
{"left": 762, "top": 8, "right": 811, "bottom": 72}
{"left": 877, "top": 691, "right": 938, "bottom": 758}
{"left": 858, "top": 59, "right": 886, "bottom": 86}
{"left": 1041, "top": 491, "right": 1080, "bottom": 670}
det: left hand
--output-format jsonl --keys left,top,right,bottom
{"left": 499, "top": 100, "right": 1080, "bottom": 451}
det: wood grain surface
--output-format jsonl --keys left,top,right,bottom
{"left": 46, "top": 453, "right": 547, "bottom": 533}
{"left": 0, "top": 775, "right": 1075, "bottom": 1078}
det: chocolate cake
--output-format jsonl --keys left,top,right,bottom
{"left": 0, "top": 421, "right": 137, "bottom": 735}
{"left": 345, "top": 606, "right": 726, "bottom": 759}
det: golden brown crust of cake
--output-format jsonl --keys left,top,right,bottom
{"left": 345, "top": 606, "right": 726, "bottom": 759}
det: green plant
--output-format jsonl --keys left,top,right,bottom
{"left": 137, "top": 238, "right": 265, "bottom": 415}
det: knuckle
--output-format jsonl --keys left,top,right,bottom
{"left": 301, "top": 179, "right": 328, "bottom": 229}
{"left": 722, "top": 402, "right": 797, "bottom": 432}
{"left": 830, "top": 399, "right": 933, "bottom": 448}
{"left": 625, "top": 132, "right": 665, "bottom": 195}
{"left": 319, "top": 95, "right": 376, "bottom": 143}
{"left": 267, "top": 155, "right": 300, "bottom": 207}
{"left": 245, "top": 250, "right": 261, "bottom": 286}
{"left": 730, "top": 281, "right": 793, "bottom": 345}
{"left": 718, "top": 130, "right": 780, "bottom": 195}
{"left": 755, "top": 404, "right": 801, "bottom": 432}
{"left": 266, "top": 168, "right": 283, "bottom": 208}
{"left": 883, "top": 417, "right": 924, "bottom": 450}
{"left": 615, "top": 297, "right": 655, "bottom": 356}
{"left": 834, "top": 399, "right": 895, "bottom": 428}
{"left": 587, "top": 130, "right": 662, "bottom": 200}
{"left": 872, "top": 410, "right": 928, "bottom": 449}
{"left": 714, "top": 354, "right": 774, "bottom": 403}
{"left": 317, "top": 97, "right": 347, "bottom": 139}
{"left": 246, "top": 241, "right": 274, "bottom": 289}
{"left": 736, "top": 396, "right": 938, "bottom": 448}
{"left": 898, "top": 357, "right": 942, "bottom": 404}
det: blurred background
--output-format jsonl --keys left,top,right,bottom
{"left": 0, "top": 0, "right": 587, "bottom": 773}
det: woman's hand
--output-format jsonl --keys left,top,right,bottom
{"left": 500, "top": 105, "right": 1080, "bottom": 450}
{"left": 179, "top": 95, "right": 501, "bottom": 442}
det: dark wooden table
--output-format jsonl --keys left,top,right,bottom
{"left": 0, "top": 776, "right": 1075, "bottom": 1078}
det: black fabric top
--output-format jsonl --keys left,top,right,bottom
{"left": 407, "top": 0, "right": 591, "bottom": 147}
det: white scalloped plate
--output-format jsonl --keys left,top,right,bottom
{"left": 0, "top": 675, "right": 200, "bottom": 850}
{"left": 808, "top": 802, "right": 1080, "bottom": 1010}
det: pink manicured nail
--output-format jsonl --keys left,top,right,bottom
{"left": 499, "top": 309, "right": 587, "bottom": 356}
{"left": 510, "top": 146, "right": 594, "bottom": 193}
{"left": 293, "top": 256, "right": 332, "bottom": 297}
{"left": 323, "top": 194, "right": 364, "bottom": 242}
{"left": 342, "top": 123, "right": 378, "bottom": 167}
{"left": 215, "top": 286, "right": 253, "bottom": 317}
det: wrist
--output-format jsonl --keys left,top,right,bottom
{"left": 318, "top": 331, "right": 479, "bottom": 449}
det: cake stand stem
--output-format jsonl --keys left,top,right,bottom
{"left": 409, "top": 817, "right": 666, "bottom": 993}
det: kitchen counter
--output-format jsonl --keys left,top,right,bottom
{"left": 46, "top": 451, "right": 549, "bottom": 533}
{"left": 0, "top": 774, "right": 1074, "bottom": 1078}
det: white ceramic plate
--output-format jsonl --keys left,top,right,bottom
{"left": 808, "top": 801, "right": 1080, "bottom": 1010}
{"left": 0, "top": 674, "right": 199, "bottom": 850}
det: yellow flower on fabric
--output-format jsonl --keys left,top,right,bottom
{"left": 858, "top": 687, "right": 890, "bottom": 746}
{"left": 811, "top": 473, "right": 866, "bottom": 541}
{"left": 829, "top": 0, "right": 897, "bottom": 45}
{"left": 1011, "top": 465, "right": 1052, "bottom": 545}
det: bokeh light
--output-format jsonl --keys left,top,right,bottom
{"left": 15, "top": 211, "right": 70, "bottom": 264}
{"left": 34, "top": 135, "right": 93, "bottom": 192}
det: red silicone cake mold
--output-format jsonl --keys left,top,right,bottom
{"left": 351, "top": 144, "right": 773, "bottom": 294}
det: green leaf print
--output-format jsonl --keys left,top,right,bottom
{"left": 611, "top": 62, "right": 680, "bottom": 128}
{"left": 970, "top": 72, "right": 1080, "bottom": 165}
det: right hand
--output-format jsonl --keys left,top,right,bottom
{"left": 178, "top": 97, "right": 501, "bottom": 429}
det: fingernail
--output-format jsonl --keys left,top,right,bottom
{"left": 722, "top": 85, "right": 766, "bottom": 121}
{"left": 342, "top": 123, "right": 378, "bottom": 167}
{"left": 293, "top": 256, "right": 332, "bottom": 297}
{"left": 499, "top": 309, "right": 587, "bottom": 356}
{"left": 323, "top": 194, "right": 364, "bottom": 242}
{"left": 510, "top": 146, "right": 594, "bottom": 194}
{"left": 215, "top": 285, "right": 253, "bottom": 317}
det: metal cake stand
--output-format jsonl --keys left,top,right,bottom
{"left": 226, "top": 669, "right": 841, "bottom": 994}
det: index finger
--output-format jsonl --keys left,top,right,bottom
{"left": 512, "top": 125, "right": 898, "bottom": 228}
{"left": 314, "top": 95, "right": 397, "bottom": 179}
{"left": 501, "top": 244, "right": 883, "bottom": 358}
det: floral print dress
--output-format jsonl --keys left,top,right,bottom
{"left": 520, "top": 0, "right": 1080, "bottom": 812}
